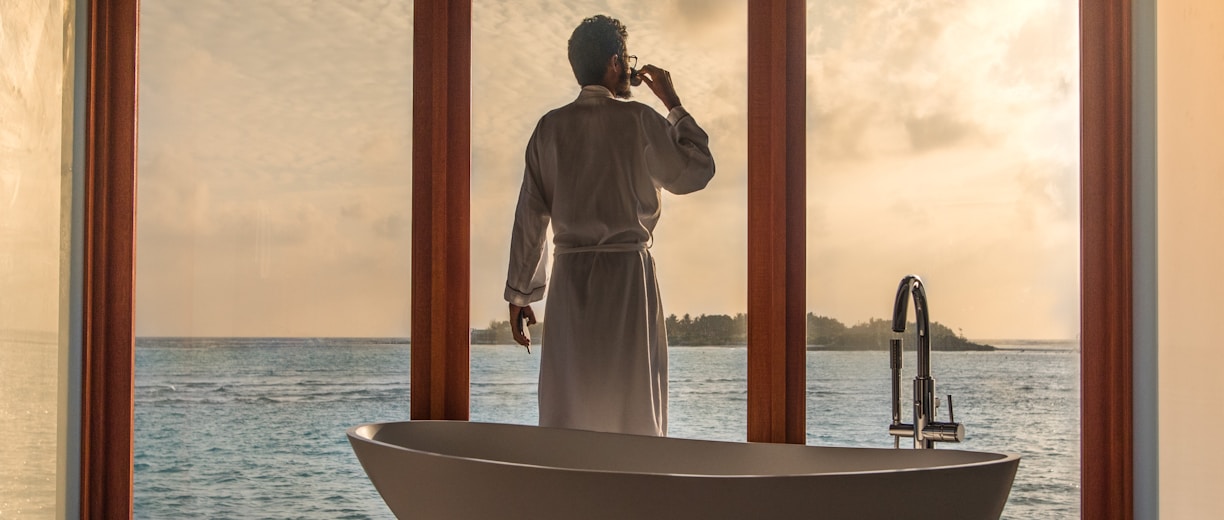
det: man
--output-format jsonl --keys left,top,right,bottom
{"left": 504, "top": 15, "right": 715, "bottom": 436}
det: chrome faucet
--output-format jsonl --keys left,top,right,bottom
{"left": 888, "top": 275, "right": 965, "bottom": 449}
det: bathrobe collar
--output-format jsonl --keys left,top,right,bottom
{"left": 578, "top": 84, "right": 617, "bottom": 100}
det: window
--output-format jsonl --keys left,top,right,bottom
{"left": 805, "top": 2, "right": 1081, "bottom": 516}
{"left": 83, "top": 1, "right": 1136, "bottom": 516}
{"left": 135, "top": 1, "right": 412, "bottom": 515}
{"left": 468, "top": 2, "right": 749, "bottom": 439}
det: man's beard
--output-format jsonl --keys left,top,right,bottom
{"left": 614, "top": 68, "right": 632, "bottom": 99}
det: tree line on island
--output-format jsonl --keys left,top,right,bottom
{"left": 471, "top": 313, "right": 994, "bottom": 351}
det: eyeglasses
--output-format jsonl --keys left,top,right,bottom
{"left": 625, "top": 55, "right": 637, "bottom": 69}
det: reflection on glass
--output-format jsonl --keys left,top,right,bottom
{"left": 135, "top": 1, "right": 412, "bottom": 516}
{"left": 0, "top": 0, "right": 76, "bottom": 516}
{"left": 470, "top": 1, "right": 748, "bottom": 440}
{"left": 804, "top": 1, "right": 1080, "bottom": 517}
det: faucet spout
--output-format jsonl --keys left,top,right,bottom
{"left": 887, "top": 274, "right": 963, "bottom": 449}
{"left": 892, "top": 275, "right": 931, "bottom": 379}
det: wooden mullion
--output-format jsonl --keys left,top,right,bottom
{"left": 410, "top": 0, "right": 471, "bottom": 420}
{"left": 746, "top": 0, "right": 806, "bottom": 444}
{"left": 81, "top": 0, "right": 140, "bottom": 517}
{"left": 1080, "top": 0, "right": 1134, "bottom": 518}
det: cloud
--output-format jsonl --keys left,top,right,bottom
{"left": 135, "top": 0, "right": 1078, "bottom": 339}
{"left": 649, "top": 0, "right": 743, "bottom": 43}
{"left": 340, "top": 200, "right": 366, "bottom": 219}
{"left": 137, "top": 149, "right": 216, "bottom": 241}
{"left": 372, "top": 213, "right": 409, "bottom": 240}
{"left": 904, "top": 112, "right": 979, "bottom": 152}
{"left": 796, "top": 0, "right": 1079, "bottom": 339}
{"left": 137, "top": 0, "right": 414, "bottom": 336}
{"left": 805, "top": 0, "right": 1076, "bottom": 162}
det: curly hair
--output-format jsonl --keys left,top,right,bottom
{"left": 567, "top": 15, "right": 629, "bottom": 86}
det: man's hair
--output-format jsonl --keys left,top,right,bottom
{"left": 568, "top": 15, "right": 629, "bottom": 86}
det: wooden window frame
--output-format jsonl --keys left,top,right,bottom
{"left": 81, "top": 0, "right": 1132, "bottom": 518}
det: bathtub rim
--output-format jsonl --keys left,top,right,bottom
{"left": 347, "top": 420, "right": 1021, "bottom": 480}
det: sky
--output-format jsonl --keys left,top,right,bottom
{"left": 135, "top": 0, "right": 1079, "bottom": 340}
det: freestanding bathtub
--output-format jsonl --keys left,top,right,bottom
{"left": 348, "top": 421, "right": 1019, "bottom": 519}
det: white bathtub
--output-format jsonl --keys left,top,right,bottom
{"left": 348, "top": 421, "right": 1019, "bottom": 519}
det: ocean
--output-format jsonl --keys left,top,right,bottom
{"left": 135, "top": 338, "right": 1079, "bottom": 519}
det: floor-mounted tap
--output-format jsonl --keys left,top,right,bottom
{"left": 888, "top": 275, "right": 965, "bottom": 449}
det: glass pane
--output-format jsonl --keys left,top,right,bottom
{"left": 805, "top": 1, "right": 1080, "bottom": 517}
{"left": 0, "top": 0, "right": 77, "bottom": 517}
{"left": 470, "top": 2, "right": 748, "bottom": 440}
{"left": 135, "top": 1, "right": 412, "bottom": 516}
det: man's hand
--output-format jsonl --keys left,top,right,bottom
{"left": 509, "top": 303, "right": 537, "bottom": 352}
{"left": 638, "top": 64, "right": 682, "bottom": 111}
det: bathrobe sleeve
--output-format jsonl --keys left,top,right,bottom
{"left": 643, "top": 106, "right": 716, "bottom": 195}
{"left": 504, "top": 124, "right": 551, "bottom": 307}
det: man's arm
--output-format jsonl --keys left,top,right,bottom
{"left": 504, "top": 125, "right": 550, "bottom": 349}
{"left": 638, "top": 64, "right": 682, "bottom": 111}
{"left": 638, "top": 64, "right": 715, "bottom": 194}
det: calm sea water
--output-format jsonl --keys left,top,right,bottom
{"left": 135, "top": 338, "right": 1079, "bottom": 519}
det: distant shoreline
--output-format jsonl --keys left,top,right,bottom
{"left": 469, "top": 313, "right": 1015, "bottom": 350}
{"left": 131, "top": 336, "right": 1079, "bottom": 353}
{"left": 806, "top": 343, "right": 996, "bottom": 352}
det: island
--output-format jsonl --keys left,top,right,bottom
{"left": 471, "top": 313, "right": 994, "bottom": 351}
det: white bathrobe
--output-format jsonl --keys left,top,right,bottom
{"left": 504, "top": 85, "right": 715, "bottom": 436}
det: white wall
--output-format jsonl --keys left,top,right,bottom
{"left": 1157, "top": 0, "right": 1224, "bottom": 517}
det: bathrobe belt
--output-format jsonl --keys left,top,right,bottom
{"left": 554, "top": 243, "right": 649, "bottom": 255}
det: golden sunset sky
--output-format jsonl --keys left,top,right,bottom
{"left": 134, "top": 0, "right": 1078, "bottom": 340}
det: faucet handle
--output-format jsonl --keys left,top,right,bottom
{"left": 919, "top": 394, "right": 965, "bottom": 444}
{"left": 921, "top": 421, "right": 966, "bottom": 443}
